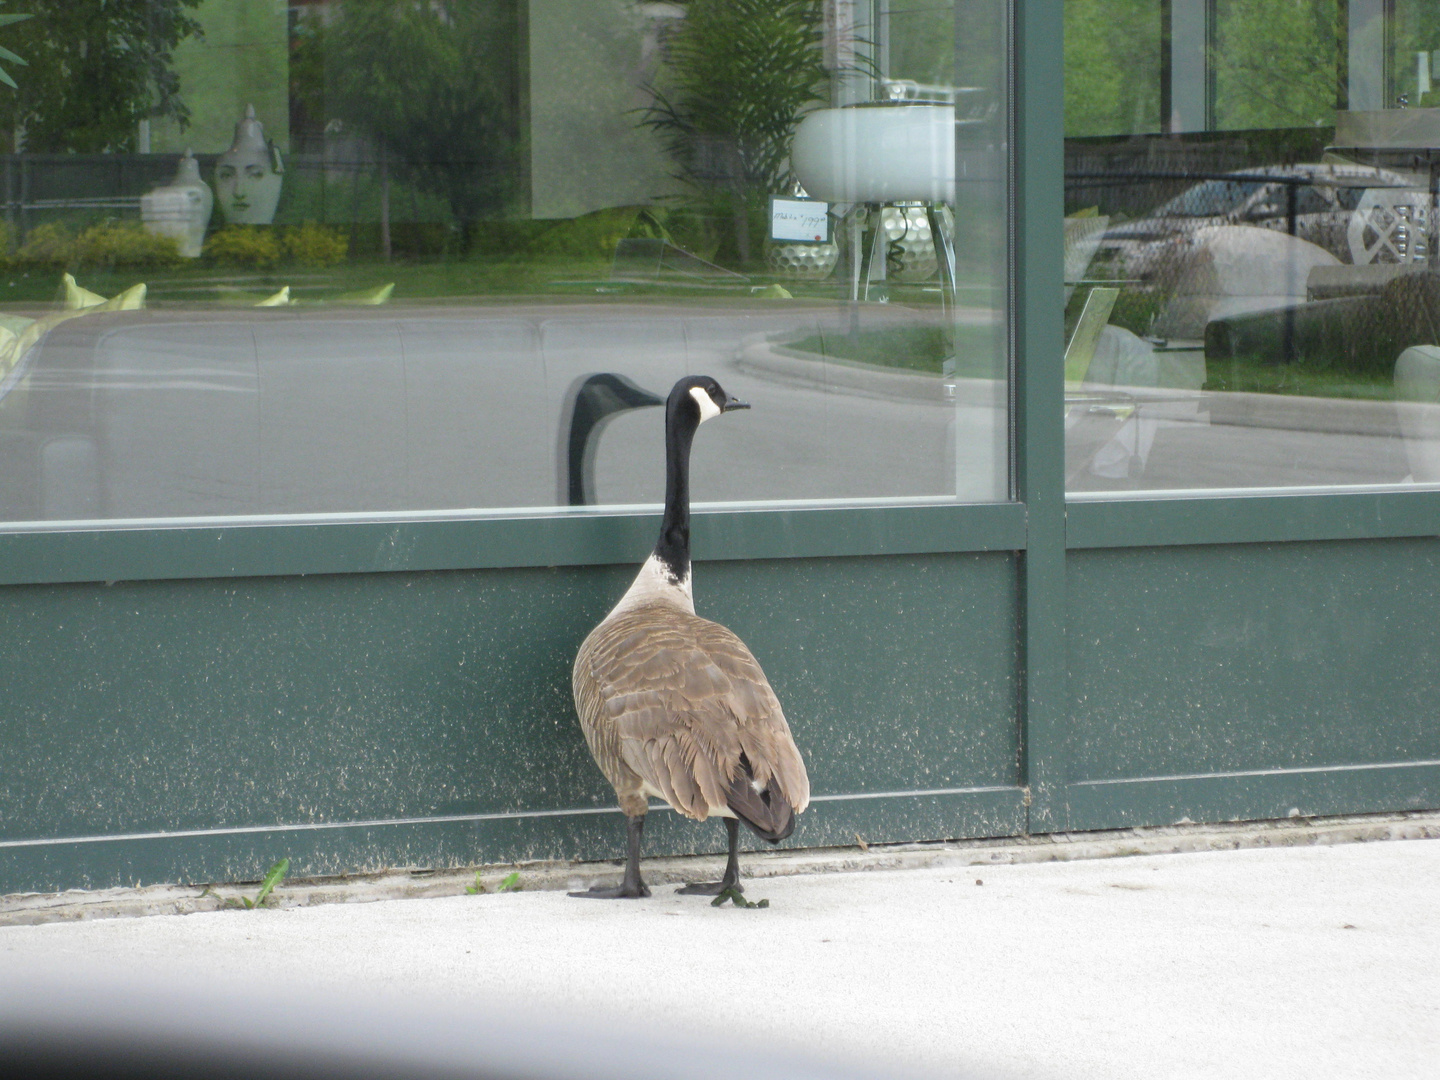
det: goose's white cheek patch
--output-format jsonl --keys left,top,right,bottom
{"left": 690, "top": 385, "right": 722, "bottom": 423}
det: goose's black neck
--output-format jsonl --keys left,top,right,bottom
{"left": 654, "top": 392, "right": 698, "bottom": 584}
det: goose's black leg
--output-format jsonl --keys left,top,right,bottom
{"left": 569, "top": 814, "right": 651, "bottom": 899}
{"left": 677, "top": 817, "right": 742, "bottom": 895}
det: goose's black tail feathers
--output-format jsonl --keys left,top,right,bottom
{"left": 725, "top": 752, "right": 795, "bottom": 843}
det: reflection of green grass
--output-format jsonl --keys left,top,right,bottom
{"left": 789, "top": 326, "right": 946, "bottom": 372}
{"left": 0, "top": 256, "right": 620, "bottom": 306}
{"left": 1062, "top": 281, "right": 1395, "bottom": 401}
{"left": 0, "top": 255, "right": 964, "bottom": 309}
{"left": 786, "top": 324, "right": 1004, "bottom": 378}
{"left": 1065, "top": 280, "right": 1163, "bottom": 340}
{"left": 1204, "top": 357, "right": 1393, "bottom": 400}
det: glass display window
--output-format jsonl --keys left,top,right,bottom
{"left": 1065, "top": 0, "right": 1440, "bottom": 495}
{"left": 0, "top": 0, "right": 1011, "bottom": 526}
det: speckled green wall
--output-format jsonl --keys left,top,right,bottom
{"left": 0, "top": 552, "right": 1022, "bottom": 893}
{"left": 1064, "top": 538, "right": 1440, "bottom": 829}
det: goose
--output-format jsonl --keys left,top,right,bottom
{"left": 570, "top": 375, "right": 810, "bottom": 899}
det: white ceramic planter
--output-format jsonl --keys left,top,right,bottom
{"left": 790, "top": 104, "right": 954, "bottom": 204}
{"left": 140, "top": 151, "right": 214, "bottom": 258}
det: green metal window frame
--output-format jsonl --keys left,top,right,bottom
{"left": 4, "top": 3, "right": 1440, "bottom": 851}
{"left": 0, "top": 503, "right": 1028, "bottom": 588}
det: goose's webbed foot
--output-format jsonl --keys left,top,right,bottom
{"left": 568, "top": 880, "right": 651, "bottom": 899}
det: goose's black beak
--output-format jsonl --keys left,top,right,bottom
{"left": 723, "top": 395, "right": 750, "bottom": 412}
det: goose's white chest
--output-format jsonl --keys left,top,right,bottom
{"left": 605, "top": 553, "right": 694, "bottom": 619}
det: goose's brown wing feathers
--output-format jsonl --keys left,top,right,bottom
{"left": 573, "top": 601, "right": 810, "bottom": 824}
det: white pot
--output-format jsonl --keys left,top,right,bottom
{"left": 141, "top": 151, "right": 214, "bottom": 258}
{"left": 790, "top": 104, "right": 954, "bottom": 204}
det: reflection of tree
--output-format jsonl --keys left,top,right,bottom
{"left": 1389, "top": 0, "right": 1440, "bottom": 105}
{"left": 0, "top": 9, "right": 31, "bottom": 91}
{"left": 641, "top": 0, "right": 828, "bottom": 264}
{"left": 1064, "top": 0, "right": 1346, "bottom": 137}
{"left": 1212, "top": 0, "right": 1339, "bottom": 129}
{"left": 0, "top": 0, "right": 202, "bottom": 152}
{"left": 1063, "top": 0, "right": 1163, "bottom": 138}
{"left": 318, "top": 0, "right": 523, "bottom": 242}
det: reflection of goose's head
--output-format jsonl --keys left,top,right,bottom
{"left": 579, "top": 372, "right": 664, "bottom": 418}
{"left": 560, "top": 373, "right": 748, "bottom": 508}
{"left": 562, "top": 373, "right": 665, "bottom": 506}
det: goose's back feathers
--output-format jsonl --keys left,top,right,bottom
{"left": 574, "top": 600, "right": 810, "bottom": 826}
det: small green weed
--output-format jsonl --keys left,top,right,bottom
{"left": 711, "top": 886, "right": 768, "bottom": 909}
{"left": 241, "top": 858, "right": 289, "bottom": 908}
{"left": 466, "top": 870, "right": 521, "bottom": 895}
{"left": 205, "top": 858, "right": 289, "bottom": 910}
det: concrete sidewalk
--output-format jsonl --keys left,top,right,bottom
{"left": 2, "top": 825, "right": 1437, "bottom": 1080}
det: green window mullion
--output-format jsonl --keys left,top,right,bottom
{"left": 1013, "top": 0, "right": 1069, "bottom": 832}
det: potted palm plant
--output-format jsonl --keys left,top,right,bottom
{"left": 640, "top": 0, "right": 830, "bottom": 271}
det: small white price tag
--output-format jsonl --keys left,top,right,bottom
{"left": 770, "top": 197, "right": 829, "bottom": 242}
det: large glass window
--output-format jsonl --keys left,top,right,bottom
{"left": 1064, "top": 0, "right": 1440, "bottom": 494}
{"left": 0, "top": 0, "right": 1009, "bottom": 526}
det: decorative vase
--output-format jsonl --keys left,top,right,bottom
{"left": 766, "top": 240, "right": 840, "bottom": 280}
{"left": 140, "top": 150, "right": 214, "bottom": 258}
{"left": 790, "top": 103, "right": 954, "bottom": 204}
{"left": 879, "top": 204, "right": 938, "bottom": 282}
{"left": 214, "top": 104, "right": 284, "bottom": 226}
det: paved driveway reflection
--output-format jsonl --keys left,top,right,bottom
{"left": 0, "top": 301, "right": 1002, "bottom": 522}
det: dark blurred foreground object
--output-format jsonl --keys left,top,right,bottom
{"left": 0, "top": 973, "right": 902, "bottom": 1080}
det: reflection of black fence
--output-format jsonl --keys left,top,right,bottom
{"left": 0, "top": 151, "right": 458, "bottom": 248}
{"left": 0, "top": 154, "right": 189, "bottom": 243}
{"left": 1063, "top": 128, "right": 1334, "bottom": 216}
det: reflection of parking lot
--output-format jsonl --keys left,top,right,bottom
{"left": 1087, "top": 163, "right": 1427, "bottom": 281}
{"left": 4, "top": 297, "right": 1433, "bottom": 521}
{"left": 1063, "top": 156, "right": 1440, "bottom": 492}
{"left": 0, "top": 301, "right": 1005, "bottom": 522}
{"left": 1066, "top": 388, "right": 1415, "bottom": 491}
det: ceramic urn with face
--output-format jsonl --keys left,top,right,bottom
{"left": 140, "top": 150, "right": 214, "bottom": 258}
{"left": 214, "top": 104, "right": 284, "bottom": 226}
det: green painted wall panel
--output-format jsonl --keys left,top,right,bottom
{"left": 1066, "top": 540, "right": 1440, "bottom": 799}
{"left": 698, "top": 555, "right": 1021, "bottom": 796}
{"left": 0, "top": 566, "right": 607, "bottom": 839}
{"left": 1066, "top": 490, "right": 1440, "bottom": 550}
{"left": 0, "top": 552, "right": 1020, "bottom": 893}
{"left": 1065, "top": 763, "right": 1440, "bottom": 832}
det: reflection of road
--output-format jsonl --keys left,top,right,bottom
{"left": 1066, "top": 388, "right": 1414, "bottom": 491}
{"left": 3, "top": 299, "right": 1428, "bottom": 522}
{"left": 0, "top": 301, "right": 1005, "bottom": 522}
